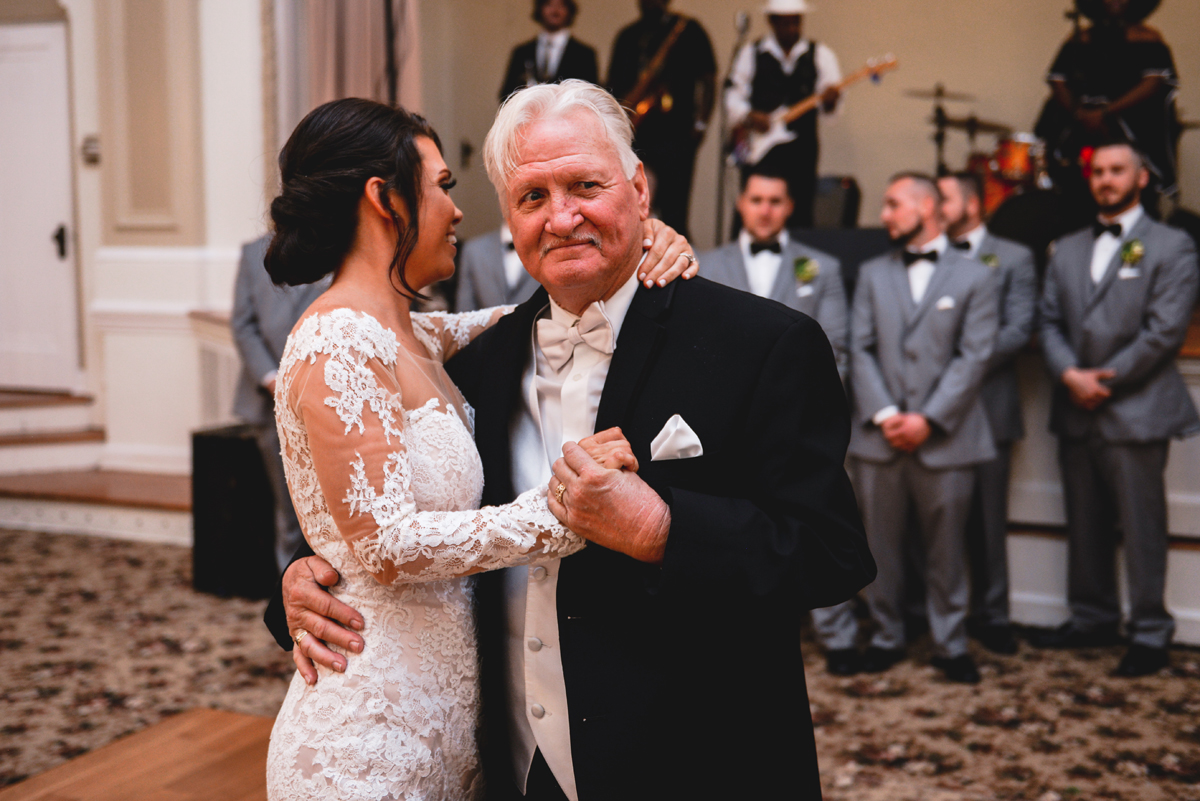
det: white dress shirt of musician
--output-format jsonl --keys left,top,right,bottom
{"left": 725, "top": 0, "right": 842, "bottom": 130}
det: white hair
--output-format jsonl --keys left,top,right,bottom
{"left": 483, "top": 79, "right": 640, "bottom": 199}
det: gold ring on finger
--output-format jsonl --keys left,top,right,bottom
{"left": 555, "top": 482, "right": 567, "bottom": 504}
{"left": 293, "top": 629, "right": 309, "bottom": 646}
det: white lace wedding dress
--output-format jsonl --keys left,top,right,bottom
{"left": 265, "top": 307, "right": 583, "bottom": 801}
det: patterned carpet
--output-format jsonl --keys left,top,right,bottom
{"left": 1, "top": 527, "right": 1198, "bottom": 799}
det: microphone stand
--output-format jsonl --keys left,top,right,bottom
{"left": 715, "top": 11, "right": 751, "bottom": 245}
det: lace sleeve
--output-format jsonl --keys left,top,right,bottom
{"left": 286, "top": 326, "right": 582, "bottom": 586}
{"left": 411, "top": 306, "right": 515, "bottom": 362}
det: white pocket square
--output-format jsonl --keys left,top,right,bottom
{"left": 650, "top": 414, "right": 703, "bottom": 461}
{"left": 935, "top": 295, "right": 956, "bottom": 311}
{"left": 796, "top": 284, "right": 815, "bottom": 298}
{"left": 1118, "top": 266, "right": 1141, "bottom": 280}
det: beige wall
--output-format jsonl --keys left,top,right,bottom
{"left": 421, "top": 0, "right": 1200, "bottom": 250}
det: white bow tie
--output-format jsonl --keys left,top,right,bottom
{"left": 536, "top": 304, "right": 614, "bottom": 372}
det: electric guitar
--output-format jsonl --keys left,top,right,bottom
{"left": 732, "top": 54, "right": 899, "bottom": 167}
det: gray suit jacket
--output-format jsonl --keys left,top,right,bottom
{"left": 1039, "top": 215, "right": 1200, "bottom": 442}
{"left": 698, "top": 239, "right": 848, "bottom": 378}
{"left": 849, "top": 248, "right": 1000, "bottom": 468}
{"left": 975, "top": 231, "right": 1038, "bottom": 443}
{"left": 454, "top": 229, "right": 541, "bottom": 311}
{"left": 231, "top": 235, "right": 329, "bottom": 425}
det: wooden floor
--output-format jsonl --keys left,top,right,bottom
{"left": 0, "top": 469, "right": 191, "bottom": 512}
{"left": 0, "top": 709, "right": 273, "bottom": 801}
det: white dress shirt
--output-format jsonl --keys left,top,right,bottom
{"left": 503, "top": 268, "right": 641, "bottom": 800}
{"left": 956, "top": 223, "right": 988, "bottom": 259}
{"left": 536, "top": 29, "right": 569, "bottom": 81}
{"left": 1091, "top": 205, "right": 1144, "bottom": 284}
{"left": 738, "top": 229, "right": 790, "bottom": 298}
{"left": 873, "top": 234, "right": 949, "bottom": 425}
{"left": 500, "top": 223, "right": 525, "bottom": 290}
{"left": 726, "top": 36, "right": 842, "bottom": 125}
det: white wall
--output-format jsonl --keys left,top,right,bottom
{"left": 422, "top": 0, "right": 1200, "bottom": 250}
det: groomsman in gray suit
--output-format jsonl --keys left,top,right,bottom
{"left": 455, "top": 224, "right": 542, "bottom": 311}
{"left": 939, "top": 172, "right": 1038, "bottom": 655}
{"left": 1035, "top": 142, "right": 1199, "bottom": 677}
{"left": 231, "top": 234, "right": 329, "bottom": 572}
{"left": 849, "top": 173, "right": 999, "bottom": 683}
{"left": 699, "top": 167, "right": 858, "bottom": 674}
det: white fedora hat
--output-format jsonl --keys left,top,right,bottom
{"left": 763, "top": 0, "right": 811, "bottom": 14}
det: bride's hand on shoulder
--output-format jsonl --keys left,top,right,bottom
{"left": 639, "top": 219, "right": 698, "bottom": 288}
{"left": 575, "top": 426, "right": 638, "bottom": 472}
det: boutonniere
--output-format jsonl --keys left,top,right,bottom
{"left": 794, "top": 257, "right": 819, "bottom": 284}
{"left": 981, "top": 253, "right": 1000, "bottom": 269}
{"left": 1121, "top": 239, "right": 1145, "bottom": 266}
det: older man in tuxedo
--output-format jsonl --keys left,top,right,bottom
{"left": 268, "top": 80, "right": 872, "bottom": 799}
{"left": 849, "top": 173, "right": 999, "bottom": 683}
{"left": 230, "top": 234, "right": 329, "bottom": 572}
{"left": 1034, "top": 141, "right": 1199, "bottom": 676}
{"left": 938, "top": 172, "right": 1038, "bottom": 655}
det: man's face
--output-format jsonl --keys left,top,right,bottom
{"left": 768, "top": 14, "right": 802, "bottom": 52}
{"left": 503, "top": 112, "right": 649, "bottom": 307}
{"left": 1090, "top": 145, "right": 1148, "bottom": 216}
{"left": 639, "top": 0, "right": 669, "bottom": 17}
{"left": 937, "top": 177, "right": 966, "bottom": 230}
{"left": 881, "top": 178, "right": 928, "bottom": 245}
{"left": 736, "top": 175, "right": 793, "bottom": 242}
{"left": 539, "top": 0, "right": 570, "bottom": 32}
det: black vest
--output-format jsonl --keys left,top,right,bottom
{"left": 749, "top": 41, "right": 819, "bottom": 141}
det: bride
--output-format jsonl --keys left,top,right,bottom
{"left": 262, "top": 98, "right": 694, "bottom": 800}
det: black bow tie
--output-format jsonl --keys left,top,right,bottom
{"left": 1093, "top": 221, "right": 1123, "bottom": 239}
{"left": 902, "top": 249, "right": 939, "bottom": 266}
{"left": 504, "top": 240, "right": 516, "bottom": 251}
{"left": 749, "top": 240, "right": 782, "bottom": 255}
{"left": 952, "top": 239, "right": 972, "bottom": 251}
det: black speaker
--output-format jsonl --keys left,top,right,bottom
{"left": 191, "top": 423, "right": 279, "bottom": 599}
{"left": 813, "top": 176, "right": 862, "bottom": 229}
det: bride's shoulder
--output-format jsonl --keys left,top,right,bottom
{"left": 285, "top": 305, "right": 399, "bottom": 365}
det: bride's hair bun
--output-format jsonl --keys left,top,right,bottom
{"left": 265, "top": 98, "right": 441, "bottom": 294}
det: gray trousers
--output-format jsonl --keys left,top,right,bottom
{"left": 811, "top": 600, "right": 858, "bottom": 651}
{"left": 255, "top": 422, "right": 304, "bottom": 574}
{"left": 1058, "top": 437, "right": 1174, "bottom": 649}
{"left": 853, "top": 456, "right": 973, "bottom": 658}
{"left": 966, "top": 443, "right": 1013, "bottom": 626}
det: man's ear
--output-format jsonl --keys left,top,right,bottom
{"left": 633, "top": 162, "right": 651, "bottom": 220}
{"left": 1137, "top": 167, "right": 1151, "bottom": 191}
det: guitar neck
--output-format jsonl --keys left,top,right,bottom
{"left": 780, "top": 64, "right": 884, "bottom": 125}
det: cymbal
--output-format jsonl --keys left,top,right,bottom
{"left": 932, "top": 114, "right": 1012, "bottom": 135}
{"left": 905, "top": 84, "right": 976, "bottom": 102}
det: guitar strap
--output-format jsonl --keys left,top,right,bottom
{"left": 622, "top": 15, "right": 689, "bottom": 111}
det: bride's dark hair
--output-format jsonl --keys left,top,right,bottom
{"left": 266, "top": 97, "right": 440, "bottom": 298}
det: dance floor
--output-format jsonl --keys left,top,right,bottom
{"left": 1, "top": 526, "right": 1198, "bottom": 800}
{"left": 0, "top": 708, "right": 272, "bottom": 801}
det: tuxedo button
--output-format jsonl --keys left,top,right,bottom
{"left": 531, "top": 566, "right": 548, "bottom": 581}
{"left": 530, "top": 704, "right": 546, "bottom": 719}
{"left": 528, "top": 637, "right": 543, "bottom": 652}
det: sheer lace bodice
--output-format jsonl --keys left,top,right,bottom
{"left": 266, "top": 307, "right": 583, "bottom": 801}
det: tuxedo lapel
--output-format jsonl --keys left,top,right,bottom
{"left": 908, "top": 255, "right": 952, "bottom": 330}
{"left": 772, "top": 243, "right": 802, "bottom": 304}
{"left": 595, "top": 284, "right": 671, "bottom": 432}
{"left": 1086, "top": 216, "right": 1150, "bottom": 314}
{"left": 885, "top": 255, "right": 914, "bottom": 323}
{"left": 721, "top": 246, "right": 752, "bottom": 293}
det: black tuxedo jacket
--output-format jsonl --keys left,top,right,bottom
{"left": 447, "top": 277, "right": 873, "bottom": 800}
{"left": 499, "top": 36, "right": 599, "bottom": 103}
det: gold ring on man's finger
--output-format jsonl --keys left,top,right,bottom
{"left": 293, "top": 629, "right": 309, "bottom": 646}
{"left": 555, "top": 482, "right": 567, "bottom": 504}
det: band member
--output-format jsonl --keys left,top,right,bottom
{"left": 608, "top": 0, "right": 716, "bottom": 237}
{"left": 1035, "top": 0, "right": 1181, "bottom": 214}
{"left": 849, "top": 173, "right": 999, "bottom": 684}
{"left": 500, "top": 0, "right": 599, "bottom": 103}
{"left": 1034, "top": 141, "right": 1198, "bottom": 677}
{"left": 726, "top": 0, "right": 841, "bottom": 228}
{"left": 939, "top": 173, "right": 1037, "bottom": 656}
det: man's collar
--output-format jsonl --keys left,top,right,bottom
{"left": 738, "top": 228, "right": 789, "bottom": 252}
{"left": 906, "top": 233, "right": 948, "bottom": 255}
{"left": 538, "top": 29, "right": 569, "bottom": 47}
{"left": 761, "top": 35, "right": 811, "bottom": 62}
{"left": 1099, "top": 203, "right": 1144, "bottom": 234}
{"left": 956, "top": 224, "right": 986, "bottom": 255}
{"left": 545, "top": 262, "right": 642, "bottom": 344}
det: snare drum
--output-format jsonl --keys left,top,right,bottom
{"left": 993, "top": 133, "right": 1039, "bottom": 182}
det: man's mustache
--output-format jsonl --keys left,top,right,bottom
{"left": 541, "top": 234, "right": 600, "bottom": 257}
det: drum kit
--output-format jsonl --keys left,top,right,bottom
{"left": 907, "top": 83, "right": 1052, "bottom": 215}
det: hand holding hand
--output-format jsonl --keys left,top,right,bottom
{"left": 881, "top": 413, "right": 931, "bottom": 452}
{"left": 548, "top": 442, "right": 669, "bottom": 564}
{"left": 576, "top": 427, "right": 638, "bottom": 472}
{"left": 283, "top": 555, "right": 364, "bottom": 685}
{"left": 640, "top": 219, "right": 698, "bottom": 288}
{"left": 1062, "top": 367, "right": 1114, "bottom": 410}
